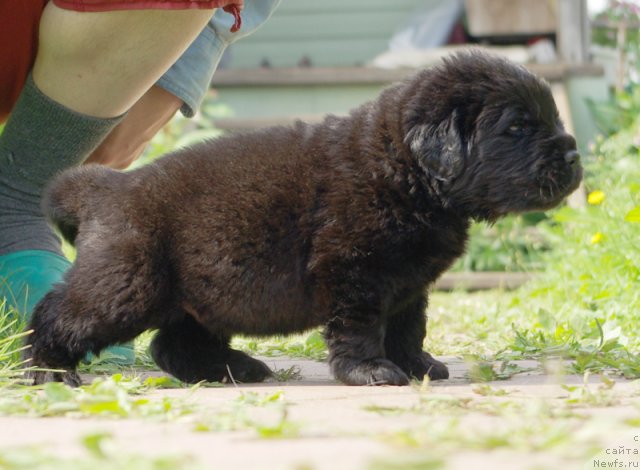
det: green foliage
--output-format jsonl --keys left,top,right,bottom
{"left": 533, "top": 130, "right": 639, "bottom": 330}
{"left": 133, "top": 95, "right": 232, "bottom": 168}
{"left": 465, "top": 355, "right": 536, "bottom": 382}
{"left": 370, "top": 394, "right": 602, "bottom": 456}
{"left": 232, "top": 330, "right": 328, "bottom": 361}
{"left": 382, "top": 413, "right": 590, "bottom": 454}
{"left": 0, "top": 374, "right": 195, "bottom": 419}
{"left": 470, "top": 383, "right": 510, "bottom": 396}
{"left": 453, "top": 213, "right": 551, "bottom": 272}
{"left": 0, "top": 302, "right": 32, "bottom": 387}
{"left": 507, "top": 318, "right": 640, "bottom": 378}
{"left": 368, "top": 454, "right": 444, "bottom": 470}
{"left": 587, "top": 86, "right": 640, "bottom": 136}
{"left": 193, "top": 391, "right": 300, "bottom": 438}
{"left": 0, "top": 433, "right": 196, "bottom": 470}
{"left": 592, "top": 1, "right": 640, "bottom": 52}
{"left": 562, "top": 373, "right": 618, "bottom": 407}
{"left": 272, "top": 365, "right": 303, "bottom": 382}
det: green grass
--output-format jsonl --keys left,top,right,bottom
{"left": 0, "top": 301, "right": 32, "bottom": 387}
{"left": 0, "top": 433, "right": 197, "bottom": 470}
{"left": 453, "top": 213, "right": 551, "bottom": 272}
{"left": 365, "top": 369, "right": 640, "bottom": 469}
{"left": 193, "top": 391, "right": 300, "bottom": 438}
{"left": 364, "top": 373, "right": 638, "bottom": 469}
{"left": 0, "top": 370, "right": 299, "bottom": 439}
{"left": 232, "top": 330, "right": 327, "bottom": 361}
{"left": 0, "top": 374, "right": 195, "bottom": 419}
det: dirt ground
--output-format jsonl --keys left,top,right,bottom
{"left": 0, "top": 357, "right": 638, "bottom": 470}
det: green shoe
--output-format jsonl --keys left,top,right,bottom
{"left": 0, "top": 250, "right": 69, "bottom": 316}
{"left": 0, "top": 249, "right": 135, "bottom": 365}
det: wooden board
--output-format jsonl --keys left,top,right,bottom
{"left": 434, "top": 272, "right": 536, "bottom": 291}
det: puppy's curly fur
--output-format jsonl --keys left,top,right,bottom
{"left": 26, "top": 52, "right": 582, "bottom": 386}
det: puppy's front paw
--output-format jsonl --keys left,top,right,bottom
{"left": 333, "top": 358, "right": 410, "bottom": 386}
{"left": 405, "top": 351, "right": 449, "bottom": 381}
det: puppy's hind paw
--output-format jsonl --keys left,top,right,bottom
{"left": 333, "top": 358, "right": 410, "bottom": 386}
{"left": 27, "top": 368, "right": 82, "bottom": 387}
{"left": 225, "top": 350, "right": 273, "bottom": 383}
{"left": 62, "top": 370, "right": 82, "bottom": 387}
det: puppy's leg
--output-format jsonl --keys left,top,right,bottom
{"left": 26, "top": 279, "right": 155, "bottom": 386}
{"left": 151, "top": 313, "right": 272, "bottom": 384}
{"left": 26, "top": 239, "right": 168, "bottom": 385}
{"left": 323, "top": 277, "right": 409, "bottom": 386}
{"left": 325, "top": 318, "right": 409, "bottom": 385}
{"left": 25, "top": 286, "right": 83, "bottom": 386}
{"left": 384, "top": 295, "right": 449, "bottom": 381}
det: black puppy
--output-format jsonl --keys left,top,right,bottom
{"left": 27, "top": 52, "right": 582, "bottom": 386}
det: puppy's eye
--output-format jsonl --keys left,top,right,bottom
{"left": 508, "top": 121, "right": 527, "bottom": 135}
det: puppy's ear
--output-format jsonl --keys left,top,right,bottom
{"left": 406, "top": 110, "right": 466, "bottom": 186}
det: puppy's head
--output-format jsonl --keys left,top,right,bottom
{"left": 404, "top": 51, "right": 582, "bottom": 221}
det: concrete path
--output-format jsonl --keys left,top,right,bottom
{"left": 0, "top": 357, "right": 638, "bottom": 470}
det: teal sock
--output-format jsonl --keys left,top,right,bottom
{"left": 0, "top": 74, "right": 123, "bottom": 256}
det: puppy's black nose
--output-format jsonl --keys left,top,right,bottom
{"left": 564, "top": 150, "right": 580, "bottom": 167}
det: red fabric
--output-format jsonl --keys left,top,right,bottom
{"left": 51, "top": 0, "right": 242, "bottom": 12}
{"left": 0, "top": 0, "right": 242, "bottom": 123}
{"left": 0, "top": 1, "right": 48, "bottom": 123}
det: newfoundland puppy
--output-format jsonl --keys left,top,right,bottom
{"left": 27, "top": 52, "right": 582, "bottom": 386}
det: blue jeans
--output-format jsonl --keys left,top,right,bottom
{"left": 156, "top": 0, "right": 281, "bottom": 117}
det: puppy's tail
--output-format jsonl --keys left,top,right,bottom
{"left": 44, "top": 164, "right": 126, "bottom": 246}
